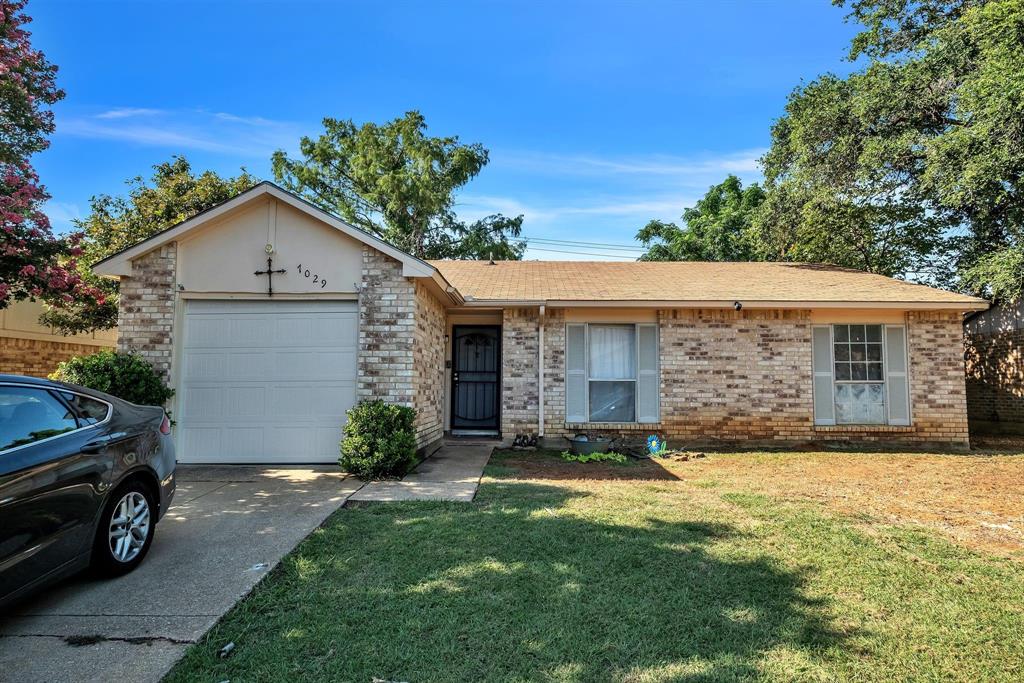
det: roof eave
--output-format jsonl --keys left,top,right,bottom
{"left": 457, "top": 298, "right": 989, "bottom": 311}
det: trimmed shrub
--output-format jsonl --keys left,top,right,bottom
{"left": 50, "top": 350, "right": 174, "bottom": 408}
{"left": 340, "top": 400, "right": 417, "bottom": 479}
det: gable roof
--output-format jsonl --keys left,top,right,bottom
{"left": 429, "top": 260, "right": 988, "bottom": 310}
{"left": 91, "top": 181, "right": 437, "bottom": 279}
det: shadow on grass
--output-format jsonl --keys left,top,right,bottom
{"left": 168, "top": 480, "right": 850, "bottom": 682}
{"left": 487, "top": 448, "right": 681, "bottom": 481}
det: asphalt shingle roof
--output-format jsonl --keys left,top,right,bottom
{"left": 429, "top": 260, "right": 987, "bottom": 307}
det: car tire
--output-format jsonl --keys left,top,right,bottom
{"left": 91, "top": 480, "right": 156, "bottom": 577}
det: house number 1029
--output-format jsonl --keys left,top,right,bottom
{"left": 296, "top": 264, "right": 327, "bottom": 289}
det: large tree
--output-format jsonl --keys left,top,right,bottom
{"left": 0, "top": 0, "right": 101, "bottom": 311}
{"left": 636, "top": 175, "right": 765, "bottom": 262}
{"left": 42, "top": 156, "right": 257, "bottom": 333}
{"left": 757, "top": 0, "right": 1024, "bottom": 294}
{"left": 272, "top": 111, "right": 524, "bottom": 260}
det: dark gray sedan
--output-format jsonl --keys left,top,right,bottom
{"left": 0, "top": 374, "right": 176, "bottom": 609}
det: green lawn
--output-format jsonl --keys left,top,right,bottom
{"left": 167, "top": 453, "right": 1024, "bottom": 682}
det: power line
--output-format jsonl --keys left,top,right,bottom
{"left": 521, "top": 245, "right": 639, "bottom": 259}
{"left": 517, "top": 235, "right": 647, "bottom": 251}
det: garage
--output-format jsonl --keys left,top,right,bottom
{"left": 177, "top": 299, "right": 357, "bottom": 464}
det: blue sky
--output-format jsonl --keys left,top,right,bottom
{"left": 33, "top": 0, "right": 857, "bottom": 260}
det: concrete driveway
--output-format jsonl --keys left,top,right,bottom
{"left": 0, "top": 465, "right": 361, "bottom": 683}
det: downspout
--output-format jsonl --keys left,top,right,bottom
{"left": 538, "top": 304, "right": 545, "bottom": 439}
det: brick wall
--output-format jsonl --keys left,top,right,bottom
{"left": 358, "top": 246, "right": 415, "bottom": 407}
{"left": 501, "top": 307, "right": 540, "bottom": 438}
{"left": 117, "top": 243, "right": 177, "bottom": 379}
{"left": 531, "top": 307, "right": 970, "bottom": 449}
{"left": 0, "top": 337, "right": 111, "bottom": 378}
{"left": 358, "top": 246, "right": 444, "bottom": 451}
{"left": 965, "top": 328, "right": 1024, "bottom": 426}
{"left": 542, "top": 309, "right": 566, "bottom": 439}
{"left": 657, "top": 309, "right": 814, "bottom": 443}
{"left": 413, "top": 280, "right": 446, "bottom": 449}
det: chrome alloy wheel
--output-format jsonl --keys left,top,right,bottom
{"left": 107, "top": 491, "right": 150, "bottom": 563}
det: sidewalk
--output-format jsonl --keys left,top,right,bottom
{"left": 347, "top": 443, "right": 493, "bottom": 503}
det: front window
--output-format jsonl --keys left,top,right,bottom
{"left": 832, "top": 324, "right": 885, "bottom": 424}
{"left": 588, "top": 324, "right": 637, "bottom": 422}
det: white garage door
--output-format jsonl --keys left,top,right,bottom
{"left": 178, "top": 300, "right": 357, "bottom": 464}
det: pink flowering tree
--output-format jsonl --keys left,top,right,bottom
{"left": 0, "top": 0, "right": 102, "bottom": 310}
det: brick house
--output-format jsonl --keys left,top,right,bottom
{"left": 92, "top": 182, "right": 988, "bottom": 464}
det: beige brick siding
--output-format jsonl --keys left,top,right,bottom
{"left": 358, "top": 246, "right": 415, "bottom": 407}
{"left": 657, "top": 309, "right": 814, "bottom": 442}
{"left": 117, "top": 244, "right": 177, "bottom": 379}
{"left": 531, "top": 308, "right": 970, "bottom": 449}
{"left": 358, "top": 246, "right": 445, "bottom": 450}
{"left": 542, "top": 309, "right": 566, "bottom": 438}
{"left": 0, "top": 337, "right": 111, "bottom": 378}
{"left": 904, "top": 311, "right": 970, "bottom": 445}
{"left": 413, "top": 280, "right": 446, "bottom": 448}
{"left": 501, "top": 307, "right": 540, "bottom": 437}
{"left": 965, "top": 328, "right": 1024, "bottom": 426}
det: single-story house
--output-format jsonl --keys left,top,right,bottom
{"left": 92, "top": 182, "right": 988, "bottom": 464}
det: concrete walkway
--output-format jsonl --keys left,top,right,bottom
{"left": 0, "top": 466, "right": 360, "bottom": 683}
{"left": 348, "top": 443, "right": 493, "bottom": 503}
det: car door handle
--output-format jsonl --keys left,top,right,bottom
{"left": 81, "top": 438, "right": 110, "bottom": 454}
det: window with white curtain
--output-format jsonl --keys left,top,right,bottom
{"left": 588, "top": 324, "right": 637, "bottom": 422}
{"left": 565, "top": 323, "right": 659, "bottom": 424}
{"left": 811, "top": 323, "right": 910, "bottom": 427}
{"left": 833, "top": 324, "right": 885, "bottom": 424}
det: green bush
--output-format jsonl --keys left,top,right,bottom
{"left": 50, "top": 350, "right": 174, "bottom": 407}
{"left": 340, "top": 400, "right": 417, "bottom": 479}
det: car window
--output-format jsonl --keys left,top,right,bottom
{"left": 57, "top": 391, "right": 110, "bottom": 425}
{"left": 0, "top": 386, "right": 79, "bottom": 452}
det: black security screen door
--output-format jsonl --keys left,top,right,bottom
{"left": 451, "top": 325, "right": 501, "bottom": 431}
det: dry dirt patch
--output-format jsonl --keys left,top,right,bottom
{"left": 667, "top": 451, "right": 1024, "bottom": 558}
{"left": 491, "top": 447, "right": 1024, "bottom": 558}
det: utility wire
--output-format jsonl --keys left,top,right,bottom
{"left": 516, "top": 239, "right": 643, "bottom": 252}
{"left": 520, "top": 245, "right": 639, "bottom": 259}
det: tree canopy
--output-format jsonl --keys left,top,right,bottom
{"left": 756, "top": 0, "right": 1024, "bottom": 295}
{"left": 636, "top": 0, "right": 1021, "bottom": 300}
{"left": 272, "top": 111, "right": 524, "bottom": 260}
{"left": 637, "top": 175, "right": 765, "bottom": 262}
{"left": 42, "top": 156, "right": 257, "bottom": 333}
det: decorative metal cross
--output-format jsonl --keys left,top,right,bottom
{"left": 254, "top": 256, "right": 286, "bottom": 296}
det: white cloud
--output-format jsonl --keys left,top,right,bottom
{"left": 492, "top": 148, "right": 766, "bottom": 178}
{"left": 95, "top": 107, "right": 165, "bottom": 119}
{"left": 58, "top": 108, "right": 302, "bottom": 158}
{"left": 456, "top": 193, "right": 693, "bottom": 226}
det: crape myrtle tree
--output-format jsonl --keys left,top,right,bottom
{"left": 42, "top": 156, "right": 258, "bottom": 333}
{"left": 272, "top": 111, "right": 525, "bottom": 261}
{"left": 0, "top": 0, "right": 102, "bottom": 310}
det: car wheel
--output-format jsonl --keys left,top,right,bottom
{"left": 92, "top": 481, "right": 156, "bottom": 577}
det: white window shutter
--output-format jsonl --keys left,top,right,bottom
{"left": 566, "top": 324, "right": 587, "bottom": 422}
{"left": 812, "top": 326, "right": 835, "bottom": 425}
{"left": 885, "top": 325, "right": 910, "bottom": 425}
{"left": 637, "top": 324, "right": 659, "bottom": 422}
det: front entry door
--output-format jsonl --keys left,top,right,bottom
{"left": 451, "top": 325, "right": 501, "bottom": 432}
